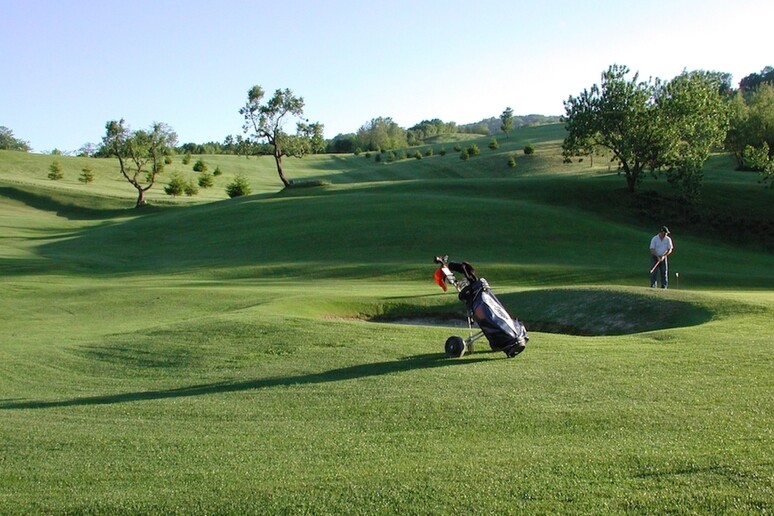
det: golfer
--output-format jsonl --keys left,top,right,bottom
{"left": 650, "top": 226, "right": 674, "bottom": 289}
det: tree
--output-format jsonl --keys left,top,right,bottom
{"left": 79, "top": 166, "right": 95, "bottom": 184}
{"left": 657, "top": 70, "right": 729, "bottom": 205}
{"left": 356, "top": 117, "right": 408, "bottom": 151}
{"left": 726, "top": 83, "right": 774, "bottom": 168}
{"left": 500, "top": 107, "right": 514, "bottom": 138}
{"left": 563, "top": 65, "right": 728, "bottom": 196}
{"left": 0, "top": 126, "right": 31, "bottom": 151}
{"left": 48, "top": 160, "right": 64, "bottom": 180}
{"left": 739, "top": 66, "right": 774, "bottom": 93}
{"left": 240, "top": 85, "right": 320, "bottom": 187}
{"left": 101, "top": 119, "right": 178, "bottom": 207}
{"left": 226, "top": 174, "right": 252, "bottom": 198}
{"left": 164, "top": 173, "right": 186, "bottom": 197}
{"left": 563, "top": 65, "right": 662, "bottom": 193}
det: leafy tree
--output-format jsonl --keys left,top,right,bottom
{"left": 48, "top": 160, "right": 64, "bottom": 180}
{"left": 726, "top": 84, "right": 774, "bottom": 168}
{"left": 356, "top": 117, "right": 407, "bottom": 151}
{"left": 0, "top": 126, "right": 31, "bottom": 151}
{"left": 240, "top": 85, "right": 320, "bottom": 187}
{"left": 79, "top": 166, "right": 95, "bottom": 184}
{"left": 500, "top": 107, "right": 514, "bottom": 138}
{"left": 658, "top": 70, "right": 729, "bottom": 204}
{"left": 739, "top": 66, "right": 774, "bottom": 93}
{"left": 563, "top": 64, "right": 728, "bottom": 195}
{"left": 226, "top": 174, "right": 251, "bottom": 198}
{"left": 102, "top": 119, "right": 177, "bottom": 207}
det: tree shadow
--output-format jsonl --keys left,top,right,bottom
{"left": 0, "top": 353, "right": 492, "bottom": 410}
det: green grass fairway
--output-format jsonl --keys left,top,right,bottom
{"left": 1, "top": 125, "right": 772, "bottom": 514}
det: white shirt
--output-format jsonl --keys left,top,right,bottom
{"left": 650, "top": 234, "right": 673, "bottom": 258}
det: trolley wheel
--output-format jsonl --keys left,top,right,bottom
{"left": 444, "top": 336, "right": 466, "bottom": 358}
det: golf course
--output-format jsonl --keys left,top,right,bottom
{"left": 1, "top": 123, "right": 772, "bottom": 513}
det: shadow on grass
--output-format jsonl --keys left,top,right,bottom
{"left": 0, "top": 353, "right": 491, "bottom": 410}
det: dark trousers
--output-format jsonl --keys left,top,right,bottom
{"left": 650, "top": 256, "right": 668, "bottom": 288}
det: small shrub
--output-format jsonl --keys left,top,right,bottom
{"left": 48, "top": 160, "right": 64, "bottom": 180}
{"left": 468, "top": 144, "right": 480, "bottom": 156}
{"left": 453, "top": 144, "right": 462, "bottom": 152}
{"left": 460, "top": 149, "right": 469, "bottom": 161}
{"left": 213, "top": 166, "right": 223, "bottom": 176}
{"left": 425, "top": 148, "right": 433, "bottom": 157}
{"left": 198, "top": 171, "right": 214, "bottom": 188}
{"left": 182, "top": 153, "right": 191, "bottom": 165}
{"left": 354, "top": 147, "right": 362, "bottom": 156}
{"left": 413, "top": 151, "right": 422, "bottom": 159}
{"left": 193, "top": 159, "right": 208, "bottom": 172}
{"left": 489, "top": 138, "right": 499, "bottom": 150}
{"left": 164, "top": 156, "right": 173, "bottom": 165}
{"left": 164, "top": 173, "right": 186, "bottom": 197}
{"left": 524, "top": 143, "right": 535, "bottom": 155}
{"left": 226, "top": 174, "right": 251, "bottom": 198}
{"left": 439, "top": 147, "right": 447, "bottom": 156}
{"left": 184, "top": 181, "right": 199, "bottom": 196}
{"left": 79, "top": 166, "right": 95, "bottom": 184}
{"left": 508, "top": 155, "right": 517, "bottom": 168}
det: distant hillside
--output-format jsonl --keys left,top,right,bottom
{"left": 458, "top": 114, "right": 562, "bottom": 135}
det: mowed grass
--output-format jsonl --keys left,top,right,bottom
{"left": 1, "top": 125, "right": 772, "bottom": 514}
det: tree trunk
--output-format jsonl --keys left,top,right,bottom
{"left": 135, "top": 187, "right": 147, "bottom": 208}
{"left": 274, "top": 149, "right": 290, "bottom": 187}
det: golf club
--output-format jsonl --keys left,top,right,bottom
{"left": 649, "top": 256, "right": 666, "bottom": 275}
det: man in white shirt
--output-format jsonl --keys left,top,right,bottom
{"left": 650, "top": 226, "right": 674, "bottom": 288}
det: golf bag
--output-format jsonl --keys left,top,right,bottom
{"left": 433, "top": 256, "right": 528, "bottom": 358}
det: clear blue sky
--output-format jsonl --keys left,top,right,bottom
{"left": 1, "top": 0, "right": 771, "bottom": 153}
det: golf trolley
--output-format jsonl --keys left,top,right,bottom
{"left": 433, "top": 256, "right": 528, "bottom": 359}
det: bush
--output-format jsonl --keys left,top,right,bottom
{"left": 184, "top": 181, "right": 199, "bottom": 196}
{"left": 226, "top": 174, "right": 251, "bottom": 198}
{"left": 413, "top": 151, "right": 422, "bottom": 159}
{"left": 198, "top": 171, "right": 214, "bottom": 188}
{"left": 460, "top": 149, "right": 469, "bottom": 161}
{"left": 425, "top": 147, "right": 433, "bottom": 157}
{"left": 79, "top": 166, "right": 94, "bottom": 184}
{"left": 489, "top": 138, "right": 499, "bottom": 150}
{"left": 453, "top": 144, "right": 462, "bottom": 152}
{"left": 193, "top": 159, "right": 208, "bottom": 172}
{"left": 508, "top": 155, "right": 517, "bottom": 168}
{"left": 164, "top": 173, "right": 186, "bottom": 197}
{"left": 213, "top": 166, "right": 223, "bottom": 176}
{"left": 524, "top": 143, "right": 535, "bottom": 155}
{"left": 48, "top": 160, "right": 63, "bottom": 180}
{"left": 182, "top": 153, "right": 191, "bottom": 165}
{"left": 468, "top": 144, "right": 480, "bottom": 156}
{"left": 439, "top": 147, "right": 447, "bottom": 156}
{"left": 164, "top": 156, "right": 173, "bottom": 165}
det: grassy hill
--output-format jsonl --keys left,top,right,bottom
{"left": 1, "top": 124, "right": 772, "bottom": 513}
